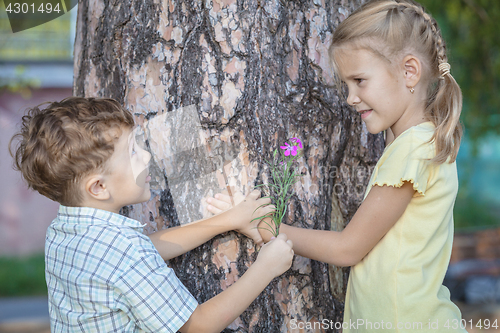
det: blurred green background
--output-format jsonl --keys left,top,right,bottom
{"left": 0, "top": 0, "right": 499, "bottom": 297}
{"left": 0, "top": 0, "right": 74, "bottom": 297}
{"left": 418, "top": 0, "right": 500, "bottom": 231}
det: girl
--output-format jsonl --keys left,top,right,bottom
{"left": 207, "top": 0, "right": 466, "bottom": 331}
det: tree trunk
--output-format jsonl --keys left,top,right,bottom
{"left": 73, "top": 0, "right": 382, "bottom": 332}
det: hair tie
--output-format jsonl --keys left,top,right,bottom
{"left": 439, "top": 62, "right": 451, "bottom": 78}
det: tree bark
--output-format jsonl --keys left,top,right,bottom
{"left": 73, "top": 0, "right": 382, "bottom": 331}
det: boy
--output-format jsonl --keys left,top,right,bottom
{"left": 10, "top": 97, "right": 293, "bottom": 332}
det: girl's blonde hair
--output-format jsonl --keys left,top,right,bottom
{"left": 330, "top": 0, "right": 462, "bottom": 164}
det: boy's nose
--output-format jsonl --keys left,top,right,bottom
{"left": 143, "top": 149, "right": 151, "bottom": 165}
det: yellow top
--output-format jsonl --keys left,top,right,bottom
{"left": 343, "top": 122, "right": 466, "bottom": 332}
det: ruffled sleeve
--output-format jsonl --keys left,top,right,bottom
{"left": 369, "top": 127, "right": 435, "bottom": 197}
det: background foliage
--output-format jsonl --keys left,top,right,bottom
{"left": 419, "top": 0, "right": 500, "bottom": 231}
{"left": 0, "top": 254, "right": 46, "bottom": 296}
{"left": 419, "top": 0, "right": 500, "bottom": 143}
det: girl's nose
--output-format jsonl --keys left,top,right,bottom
{"left": 347, "top": 92, "right": 361, "bottom": 106}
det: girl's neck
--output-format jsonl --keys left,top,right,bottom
{"left": 390, "top": 101, "right": 427, "bottom": 139}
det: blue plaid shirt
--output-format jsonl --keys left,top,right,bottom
{"left": 45, "top": 206, "right": 198, "bottom": 332}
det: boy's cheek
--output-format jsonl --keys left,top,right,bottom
{"left": 134, "top": 167, "right": 149, "bottom": 187}
{"left": 143, "top": 189, "right": 152, "bottom": 201}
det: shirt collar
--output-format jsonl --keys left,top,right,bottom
{"left": 57, "top": 205, "right": 144, "bottom": 230}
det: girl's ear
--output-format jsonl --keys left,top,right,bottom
{"left": 85, "top": 176, "right": 110, "bottom": 201}
{"left": 402, "top": 55, "right": 422, "bottom": 89}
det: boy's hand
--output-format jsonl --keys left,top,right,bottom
{"left": 206, "top": 188, "right": 244, "bottom": 215}
{"left": 255, "top": 233, "right": 294, "bottom": 278}
{"left": 231, "top": 190, "right": 274, "bottom": 246}
{"left": 208, "top": 189, "right": 275, "bottom": 246}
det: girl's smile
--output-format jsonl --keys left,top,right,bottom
{"left": 359, "top": 109, "right": 373, "bottom": 119}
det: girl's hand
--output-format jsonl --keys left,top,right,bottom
{"left": 254, "top": 233, "right": 294, "bottom": 278}
{"left": 257, "top": 218, "right": 277, "bottom": 243}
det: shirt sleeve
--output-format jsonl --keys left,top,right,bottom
{"left": 371, "top": 132, "right": 435, "bottom": 196}
{"left": 114, "top": 249, "right": 198, "bottom": 333}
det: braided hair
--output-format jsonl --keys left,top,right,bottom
{"left": 330, "top": 0, "right": 462, "bottom": 164}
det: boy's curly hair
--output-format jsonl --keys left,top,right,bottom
{"left": 9, "top": 97, "right": 135, "bottom": 206}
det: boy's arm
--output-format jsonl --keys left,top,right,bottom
{"left": 148, "top": 190, "right": 272, "bottom": 260}
{"left": 179, "top": 234, "right": 293, "bottom": 333}
{"left": 208, "top": 182, "right": 414, "bottom": 267}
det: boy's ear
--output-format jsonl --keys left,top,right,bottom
{"left": 402, "top": 55, "right": 422, "bottom": 88}
{"left": 84, "top": 176, "right": 110, "bottom": 201}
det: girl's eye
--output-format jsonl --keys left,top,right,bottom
{"left": 355, "top": 78, "right": 364, "bottom": 84}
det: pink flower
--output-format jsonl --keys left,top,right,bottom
{"left": 280, "top": 142, "right": 298, "bottom": 156}
{"left": 290, "top": 137, "right": 303, "bottom": 149}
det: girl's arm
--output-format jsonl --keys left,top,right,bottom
{"left": 208, "top": 182, "right": 415, "bottom": 267}
{"left": 272, "top": 182, "right": 414, "bottom": 266}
